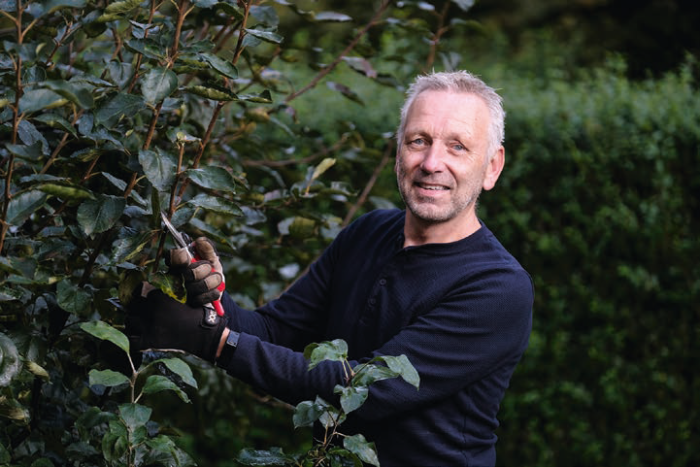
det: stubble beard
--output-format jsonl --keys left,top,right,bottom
{"left": 396, "top": 162, "right": 484, "bottom": 225}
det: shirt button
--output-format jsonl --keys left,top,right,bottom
{"left": 379, "top": 278, "right": 387, "bottom": 286}
{"left": 369, "top": 298, "right": 376, "bottom": 305}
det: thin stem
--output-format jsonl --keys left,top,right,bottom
{"left": 285, "top": 0, "right": 391, "bottom": 104}
{"left": 342, "top": 140, "right": 394, "bottom": 227}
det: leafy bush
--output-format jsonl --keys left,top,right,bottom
{"left": 0, "top": 0, "right": 469, "bottom": 465}
{"left": 487, "top": 58, "right": 700, "bottom": 467}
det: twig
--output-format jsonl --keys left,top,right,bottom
{"left": 284, "top": 0, "right": 392, "bottom": 104}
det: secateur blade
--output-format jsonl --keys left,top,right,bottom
{"left": 160, "top": 212, "right": 189, "bottom": 249}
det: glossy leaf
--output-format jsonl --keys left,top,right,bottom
{"left": 89, "top": 369, "right": 130, "bottom": 388}
{"left": 343, "top": 434, "right": 379, "bottom": 467}
{"left": 293, "top": 398, "right": 328, "bottom": 428}
{"left": 335, "top": 385, "right": 368, "bottom": 414}
{"left": 187, "top": 193, "right": 242, "bottom": 216}
{"left": 244, "top": 28, "right": 283, "bottom": 44}
{"left": 95, "top": 92, "right": 146, "bottom": 128}
{"left": 383, "top": 354, "right": 420, "bottom": 389}
{"left": 141, "top": 67, "right": 178, "bottom": 104}
{"left": 6, "top": 190, "right": 48, "bottom": 227}
{"left": 304, "top": 339, "right": 348, "bottom": 369}
{"left": 185, "top": 166, "right": 237, "bottom": 193}
{"left": 77, "top": 194, "right": 126, "bottom": 236}
{"left": 18, "top": 88, "right": 66, "bottom": 114}
{"left": 200, "top": 53, "right": 238, "bottom": 79}
{"left": 142, "top": 375, "right": 191, "bottom": 403}
{"left": 57, "top": 280, "right": 91, "bottom": 315}
{"left": 139, "top": 148, "right": 176, "bottom": 191}
{"left": 152, "top": 358, "right": 198, "bottom": 389}
{"left": 81, "top": 320, "right": 130, "bottom": 353}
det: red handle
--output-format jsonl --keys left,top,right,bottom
{"left": 191, "top": 251, "right": 225, "bottom": 317}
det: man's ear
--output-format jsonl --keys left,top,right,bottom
{"left": 483, "top": 146, "right": 505, "bottom": 191}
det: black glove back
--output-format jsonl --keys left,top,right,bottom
{"left": 125, "top": 282, "right": 227, "bottom": 362}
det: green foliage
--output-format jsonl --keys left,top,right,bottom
{"left": 0, "top": 0, "right": 464, "bottom": 465}
{"left": 1, "top": 0, "right": 698, "bottom": 465}
{"left": 485, "top": 58, "right": 700, "bottom": 467}
{"left": 238, "top": 339, "right": 419, "bottom": 467}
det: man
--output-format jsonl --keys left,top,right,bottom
{"left": 127, "top": 70, "right": 533, "bottom": 466}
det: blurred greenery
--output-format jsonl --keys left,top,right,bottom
{"left": 1, "top": 0, "right": 698, "bottom": 466}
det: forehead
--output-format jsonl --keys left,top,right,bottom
{"left": 404, "top": 90, "right": 490, "bottom": 137}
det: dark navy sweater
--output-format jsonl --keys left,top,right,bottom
{"left": 220, "top": 208, "right": 533, "bottom": 466}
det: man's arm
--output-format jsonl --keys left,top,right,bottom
{"left": 217, "top": 267, "right": 533, "bottom": 419}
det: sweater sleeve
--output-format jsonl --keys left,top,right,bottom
{"left": 219, "top": 264, "right": 533, "bottom": 417}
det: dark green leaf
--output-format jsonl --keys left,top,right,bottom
{"left": 200, "top": 53, "right": 238, "bottom": 79}
{"left": 95, "top": 92, "right": 146, "bottom": 128}
{"left": 188, "top": 193, "right": 242, "bottom": 216}
{"left": 292, "top": 399, "right": 328, "bottom": 428}
{"left": 152, "top": 358, "right": 198, "bottom": 389}
{"left": 77, "top": 194, "right": 126, "bottom": 236}
{"left": 141, "top": 67, "right": 178, "bottom": 104}
{"left": 244, "top": 28, "right": 283, "bottom": 44}
{"left": 5, "top": 142, "right": 43, "bottom": 161}
{"left": 139, "top": 148, "right": 176, "bottom": 191}
{"left": 45, "top": 80, "right": 95, "bottom": 109}
{"left": 6, "top": 190, "right": 48, "bottom": 227}
{"left": 142, "top": 375, "right": 191, "bottom": 403}
{"left": 18, "top": 88, "right": 66, "bottom": 114}
{"left": 239, "top": 89, "right": 273, "bottom": 103}
{"left": 81, "top": 320, "right": 130, "bottom": 353}
{"left": 336, "top": 385, "right": 368, "bottom": 414}
{"left": 89, "top": 369, "right": 130, "bottom": 388}
{"left": 304, "top": 339, "right": 348, "bottom": 369}
{"left": 111, "top": 228, "right": 152, "bottom": 264}
{"left": 343, "top": 434, "right": 380, "bottom": 467}
{"left": 57, "top": 279, "right": 92, "bottom": 315}
{"left": 185, "top": 166, "right": 237, "bottom": 193}
{"left": 33, "top": 113, "right": 77, "bottom": 134}
{"left": 119, "top": 403, "right": 152, "bottom": 430}
{"left": 383, "top": 354, "right": 420, "bottom": 389}
{"left": 107, "top": 61, "right": 134, "bottom": 89}
{"left": 351, "top": 364, "right": 397, "bottom": 387}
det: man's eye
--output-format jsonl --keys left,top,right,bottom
{"left": 453, "top": 143, "right": 466, "bottom": 151}
{"left": 409, "top": 138, "right": 425, "bottom": 146}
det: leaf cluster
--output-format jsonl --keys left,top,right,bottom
{"left": 0, "top": 0, "right": 472, "bottom": 465}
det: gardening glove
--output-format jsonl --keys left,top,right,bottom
{"left": 166, "top": 237, "right": 225, "bottom": 307}
{"left": 125, "top": 281, "right": 227, "bottom": 363}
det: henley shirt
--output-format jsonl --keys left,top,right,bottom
{"left": 220, "top": 208, "right": 533, "bottom": 466}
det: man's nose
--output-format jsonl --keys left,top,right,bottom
{"left": 419, "top": 144, "right": 444, "bottom": 173}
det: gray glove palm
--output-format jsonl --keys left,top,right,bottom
{"left": 166, "top": 237, "right": 225, "bottom": 307}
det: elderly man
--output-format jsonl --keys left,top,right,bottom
{"left": 127, "top": 70, "right": 533, "bottom": 466}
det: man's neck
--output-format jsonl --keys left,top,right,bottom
{"left": 403, "top": 211, "right": 481, "bottom": 248}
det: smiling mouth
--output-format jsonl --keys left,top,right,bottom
{"left": 415, "top": 182, "right": 449, "bottom": 191}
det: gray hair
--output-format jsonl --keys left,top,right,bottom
{"left": 396, "top": 70, "right": 505, "bottom": 158}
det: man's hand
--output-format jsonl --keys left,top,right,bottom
{"left": 125, "top": 282, "right": 227, "bottom": 362}
{"left": 166, "top": 237, "right": 225, "bottom": 307}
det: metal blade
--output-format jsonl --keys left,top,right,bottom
{"left": 160, "top": 212, "right": 189, "bottom": 249}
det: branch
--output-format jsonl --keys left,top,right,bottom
{"left": 284, "top": 0, "right": 392, "bottom": 103}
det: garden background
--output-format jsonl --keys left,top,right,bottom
{"left": 1, "top": 0, "right": 698, "bottom": 466}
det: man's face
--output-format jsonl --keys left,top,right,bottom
{"left": 396, "top": 90, "right": 501, "bottom": 227}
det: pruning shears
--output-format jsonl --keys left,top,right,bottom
{"left": 160, "top": 212, "right": 225, "bottom": 317}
